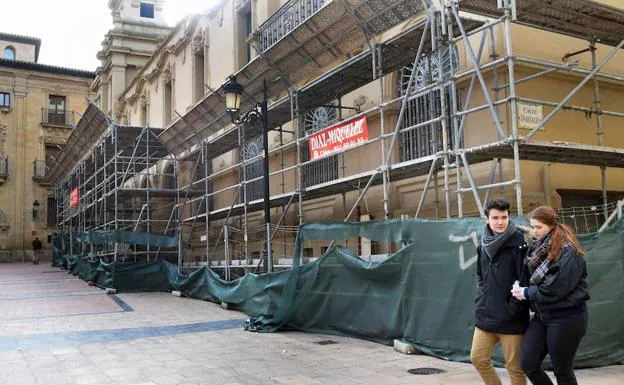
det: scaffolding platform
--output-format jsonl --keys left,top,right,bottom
{"left": 169, "top": 15, "right": 483, "bottom": 161}
{"left": 115, "top": 188, "right": 202, "bottom": 198}
{"left": 51, "top": 103, "right": 179, "bottom": 262}
{"left": 47, "top": 102, "right": 110, "bottom": 185}
{"left": 161, "top": 0, "right": 445, "bottom": 155}
{"left": 184, "top": 139, "right": 624, "bottom": 223}
{"left": 458, "top": 0, "right": 624, "bottom": 47}
{"left": 467, "top": 140, "right": 624, "bottom": 167}
{"left": 53, "top": 0, "right": 624, "bottom": 272}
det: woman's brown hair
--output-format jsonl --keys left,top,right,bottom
{"left": 529, "top": 206, "right": 586, "bottom": 261}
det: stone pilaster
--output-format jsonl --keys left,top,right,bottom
{"left": 12, "top": 85, "right": 27, "bottom": 251}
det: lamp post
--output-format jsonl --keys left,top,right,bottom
{"left": 32, "top": 200, "right": 40, "bottom": 219}
{"left": 223, "top": 76, "right": 272, "bottom": 273}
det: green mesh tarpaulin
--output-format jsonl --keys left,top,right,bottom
{"left": 58, "top": 258, "right": 175, "bottom": 292}
{"left": 246, "top": 217, "right": 624, "bottom": 368}
{"left": 50, "top": 217, "right": 624, "bottom": 368}
{"left": 176, "top": 267, "right": 291, "bottom": 317}
{"left": 51, "top": 231, "right": 176, "bottom": 291}
{"left": 75, "top": 230, "right": 178, "bottom": 247}
{"left": 109, "top": 260, "right": 176, "bottom": 292}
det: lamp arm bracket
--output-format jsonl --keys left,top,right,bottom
{"left": 231, "top": 104, "right": 263, "bottom": 125}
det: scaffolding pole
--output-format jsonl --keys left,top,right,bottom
{"left": 590, "top": 40, "right": 609, "bottom": 220}
{"left": 48, "top": 0, "right": 624, "bottom": 274}
{"left": 503, "top": 4, "right": 523, "bottom": 215}
{"left": 524, "top": 39, "right": 624, "bottom": 141}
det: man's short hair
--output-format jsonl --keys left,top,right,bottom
{"left": 484, "top": 198, "right": 510, "bottom": 217}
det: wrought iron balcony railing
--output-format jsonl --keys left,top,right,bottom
{"left": 41, "top": 108, "right": 74, "bottom": 127}
{"left": 256, "top": 0, "right": 325, "bottom": 53}
{"left": 0, "top": 155, "right": 7, "bottom": 178}
{"left": 33, "top": 160, "right": 46, "bottom": 180}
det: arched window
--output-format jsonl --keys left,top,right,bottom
{"left": 301, "top": 103, "right": 340, "bottom": 187}
{"left": 3, "top": 47, "right": 16, "bottom": 60}
{"left": 399, "top": 47, "right": 461, "bottom": 161}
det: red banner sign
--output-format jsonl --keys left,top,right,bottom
{"left": 70, "top": 187, "right": 79, "bottom": 208}
{"left": 308, "top": 115, "right": 369, "bottom": 161}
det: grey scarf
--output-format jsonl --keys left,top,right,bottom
{"left": 481, "top": 221, "right": 517, "bottom": 259}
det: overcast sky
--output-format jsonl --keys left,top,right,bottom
{"left": 2, "top": 0, "right": 219, "bottom": 71}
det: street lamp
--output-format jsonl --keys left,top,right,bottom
{"left": 32, "top": 200, "right": 40, "bottom": 219}
{"left": 223, "top": 75, "right": 272, "bottom": 273}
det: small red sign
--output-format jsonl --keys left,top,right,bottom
{"left": 308, "top": 115, "right": 369, "bottom": 161}
{"left": 70, "top": 187, "right": 79, "bottom": 208}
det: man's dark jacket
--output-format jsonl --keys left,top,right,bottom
{"left": 475, "top": 228, "right": 530, "bottom": 334}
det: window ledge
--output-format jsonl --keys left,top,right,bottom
{"left": 0, "top": 107, "right": 11, "bottom": 113}
{"left": 41, "top": 122, "right": 73, "bottom": 129}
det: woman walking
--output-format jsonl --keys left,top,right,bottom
{"left": 511, "top": 206, "right": 590, "bottom": 385}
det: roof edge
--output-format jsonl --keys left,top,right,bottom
{"left": 0, "top": 32, "right": 42, "bottom": 62}
{"left": 0, "top": 58, "right": 95, "bottom": 78}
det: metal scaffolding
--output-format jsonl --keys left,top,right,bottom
{"left": 167, "top": 0, "right": 624, "bottom": 275}
{"left": 51, "top": 0, "right": 624, "bottom": 275}
{"left": 51, "top": 103, "right": 185, "bottom": 262}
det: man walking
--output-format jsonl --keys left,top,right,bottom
{"left": 32, "top": 237, "right": 42, "bottom": 265}
{"left": 472, "top": 198, "right": 529, "bottom": 385}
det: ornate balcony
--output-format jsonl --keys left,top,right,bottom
{"left": 33, "top": 160, "right": 50, "bottom": 186}
{"left": 41, "top": 108, "right": 74, "bottom": 127}
{"left": 256, "top": 0, "right": 326, "bottom": 53}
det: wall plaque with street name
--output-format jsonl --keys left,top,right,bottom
{"left": 517, "top": 101, "right": 544, "bottom": 130}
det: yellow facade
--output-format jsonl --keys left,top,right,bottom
{"left": 43, "top": 1, "right": 624, "bottom": 262}
{"left": 0, "top": 33, "right": 94, "bottom": 259}
{"left": 106, "top": 1, "right": 624, "bottom": 259}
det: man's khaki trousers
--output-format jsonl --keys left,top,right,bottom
{"left": 471, "top": 327, "right": 526, "bottom": 385}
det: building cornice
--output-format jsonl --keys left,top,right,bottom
{"left": 0, "top": 58, "right": 95, "bottom": 79}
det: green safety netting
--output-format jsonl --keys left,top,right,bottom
{"left": 74, "top": 229, "right": 178, "bottom": 247}
{"left": 51, "top": 217, "right": 624, "bottom": 368}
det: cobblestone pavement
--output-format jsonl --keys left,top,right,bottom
{"left": 0, "top": 263, "right": 622, "bottom": 385}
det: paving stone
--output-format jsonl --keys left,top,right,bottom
{"left": 0, "top": 263, "right": 621, "bottom": 385}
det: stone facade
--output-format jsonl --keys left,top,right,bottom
{"left": 108, "top": 0, "right": 624, "bottom": 259}
{"left": 14, "top": 1, "right": 622, "bottom": 261}
{"left": 92, "top": 0, "right": 172, "bottom": 119}
{"left": 0, "top": 34, "right": 94, "bottom": 259}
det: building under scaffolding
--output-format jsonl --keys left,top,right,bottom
{"left": 49, "top": 103, "right": 188, "bottom": 262}
{"left": 50, "top": 0, "right": 624, "bottom": 274}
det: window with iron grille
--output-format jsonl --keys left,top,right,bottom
{"left": 193, "top": 159, "right": 207, "bottom": 215}
{"left": 241, "top": 135, "right": 264, "bottom": 202}
{"left": 302, "top": 104, "right": 340, "bottom": 187}
{"left": 400, "top": 88, "right": 458, "bottom": 161}
{"left": 47, "top": 196, "right": 58, "bottom": 227}
{"left": 399, "top": 48, "right": 461, "bottom": 161}
{"left": 47, "top": 95, "right": 67, "bottom": 125}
